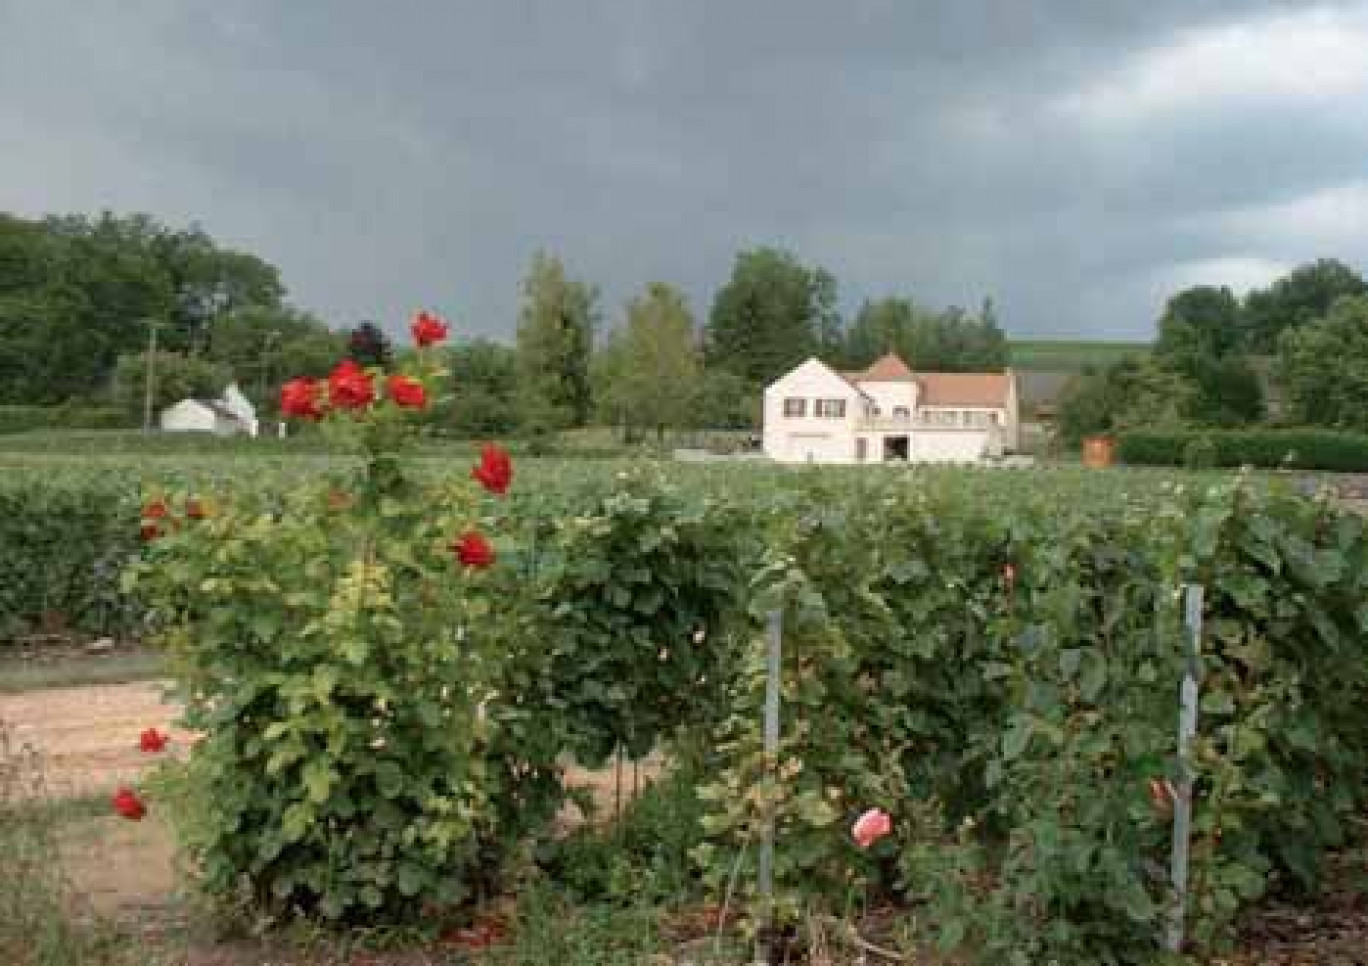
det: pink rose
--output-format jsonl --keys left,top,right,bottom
{"left": 852, "top": 807, "right": 892, "bottom": 849}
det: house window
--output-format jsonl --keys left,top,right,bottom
{"left": 893, "top": 406, "right": 910, "bottom": 418}
{"left": 815, "top": 399, "right": 847, "bottom": 418}
{"left": 783, "top": 398, "right": 806, "bottom": 417}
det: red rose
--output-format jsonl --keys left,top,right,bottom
{"left": 112, "top": 787, "right": 146, "bottom": 821}
{"left": 143, "top": 501, "right": 168, "bottom": 520}
{"left": 471, "top": 443, "right": 513, "bottom": 496}
{"left": 139, "top": 727, "right": 169, "bottom": 753}
{"left": 140, "top": 523, "right": 162, "bottom": 542}
{"left": 185, "top": 500, "right": 206, "bottom": 520}
{"left": 387, "top": 374, "right": 427, "bottom": 410}
{"left": 411, "top": 310, "right": 449, "bottom": 348}
{"left": 453, "top": 531, "right": 495, "bottom": 569}
{"left": 328, "top": 360, "right": 375, "bottom": 410}
{"left": 280, "top": 377, "right": 324, "bottom": 419}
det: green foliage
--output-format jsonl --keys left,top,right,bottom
{"left": 1154, "top": 286, "right": 1264, "bottom": 426}
{"left": 1183, "top": 435, "right": 1218, "bottom": 470}
{"left": 109, "top": 350, "right": 233, "bottom": 419}
{"left": 704, "top": 247, "right": 833, "bottom": 386}
{"left": 1276, "top": 294, "right": 1368, "bottom": 431}
{"left": 844, "top": 296, "right": 1008, "bottom": 371}
{"left": 483, "top": 884, "right": 690, "bottom": 965}
{"left": 1008, "top": 339, "right": 1151, "bottom": 372}
{"left": 1118, "top": 428, "right": 1368, "bottom": 472}
{"left": 515, "top": 252, "right": 597, "bottom": 432}
{"left": 1057, "top": 357, "right": 1191, "bottom": 445}
{"left": 542, "top": 763, "right": 707, "bottom": 906}
{"left": 122, "top": 343, "right": 548, "bottom": 924}
{"left": 529, "top": 468, "right": 750, "bottom": 765}
{"left": 696, "top": 476, "right": 1368, "bottom": 962}
{"left": 205, "top": 305, "right": 344, "bottom": 408}
{"left": 593, "top": 282, "right": 701, "bottom": 440}
{"left": 1156, "top": 285, "right": 1243, "bottom": 362}
{"left": 1183, "top": 354, "right": 1265, "bottom": 427}
{"left": 0, "top": 477, "right": 139, "bottom": 643}
{"left": 1243, "top": 258, "right": 1368, "bottom": 353}
{"left": 127, "top": 479, "right": 514, "bottom": 922}
{"left": 0, "top": 404, "right": 129, "bottom": 435}
{"left": 434, "top": 338, "right": 518, "bottom": 438}
{"left": 0, "top": 211, "right": 288, "bottom": 405}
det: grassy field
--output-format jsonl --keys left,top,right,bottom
{"left": 1008, "top": 338, "right": 1150, "bottom": 371}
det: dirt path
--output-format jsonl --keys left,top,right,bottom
{"left": 0, "top": 679, "right": 654, "bottom": 921}
{"left": 0, "top": 680, "right": 185, "bottom": 799}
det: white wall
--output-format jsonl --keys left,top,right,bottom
{"left": 859, "top": 380, "right": 917, "bottom": 415}
{"left": 763, "top": 359, "right": 861, "bottom": 463}
{"left": 912, "top": 429, "right": 990, "bottom": 463}
{"left": 222, "top": 384, "right": 259, "bottom": 437}
{"left": 160, "top": 400, "right": 217, "bottom": 433}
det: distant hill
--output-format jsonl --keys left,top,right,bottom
{"left": 1008, "top": 339, "right": 1151, "bottom": 372}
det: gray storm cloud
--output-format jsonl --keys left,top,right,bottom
{"left": 1, "top": 0, "right": 1364, "bottom": 341}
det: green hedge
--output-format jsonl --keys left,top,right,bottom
{"left": 0, "top": 404, "right": 131, "bottom": 436}
{"left": 1117, "top": 428, "right": 1368, "bottom": 472}
{"left": 0, "top": 478, "right": 141, "bottom": 642}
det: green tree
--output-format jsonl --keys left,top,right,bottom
{"left": 435, "top": 338, "right": 518, "bottom": 438}
{"left": 1243, "top": 258, "right": 1367, "bottom": 353}
{"left": 1185, "top": 355, "right": 1266, "bottom": 426}
{"left": 1155, "top": 285, "right": 1243, "bottom": 363}
{"left": 514, "top": 252, "right": 597, "bottom": 432}
{"left": 1057, "top": 357, "right": 1192, "bottom": 446}
{"left": 594, "top": 282, "right": 701, "bottom": 442}
{"left": 0, "top": 209, "right": 294, "bottom": 403}
{"left": 151, "top": 223, "right": 285, "bottom": 353}
{"left": 206, "top": 305, "right": 344, "bottom": 409}
{"left": 1155, "top": 286, "right": 1263, "bottom": 425}
{"left": 109, "top": 350, "right": 232, "bottom": 419}
{"left": 843, "top": 297, "right": 1008, "bottom": 371}
{"left": 694, "top": 367, "right": 757, "bottom": 430}
{"left": 1277, "top": 295, "right": 1368, "bottom": 430}
{"left": 705, "top": 248, "right": 835, "bottom": 385}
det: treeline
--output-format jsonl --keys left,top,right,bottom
{"left": 1059, "top": 258, "right": 1368, "bottom": 442}
{"left": 0, "top": 210, "right": 1007, "bottom": 437}
{"left": 0, "top": 211, "right": 343, "bottom": 416}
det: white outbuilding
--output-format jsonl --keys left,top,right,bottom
{"left": 159, "top": 383, "right": 259, "bottom": 437}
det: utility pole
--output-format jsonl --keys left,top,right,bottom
{"left": 142, "top": 319, "right": 160, "bottom": 435}
{"left": 258, "top": 330, "right": 280, "bottom": 401}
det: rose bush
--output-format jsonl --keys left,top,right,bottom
{"left": 127, "top": 312, "right": 552, "bottom": 923}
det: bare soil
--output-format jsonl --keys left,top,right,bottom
{"left": 0, "top": 679, "right": 186, "bottom": 799}
{"left": 0, "top": 680, "right": 655, "bottom": 921}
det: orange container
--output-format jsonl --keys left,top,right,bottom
{"left": 1082, "top": 435, "right": 1115, "bottom": 468}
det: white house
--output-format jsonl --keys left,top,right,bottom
{"left": 762, "top": 353, "right": 1019, "bottom": 464}
{"left": 160, "top": 383, "right": 259, "bottom": 437}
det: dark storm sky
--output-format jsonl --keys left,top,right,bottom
{"left": 4, "top": 1, "right": 1366, "bottom": 341}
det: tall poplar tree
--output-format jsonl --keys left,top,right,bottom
{"left": 514, "top": 252, "right": 597, "bottom": 432}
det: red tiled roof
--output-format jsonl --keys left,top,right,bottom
{"left": 859, "top": 353, "right": 916, "bottom": 382}
{"left": 914, "top": 372, "right": 1012, "bottom": 407}
{"left": 838, "top": 352, "right": 1012, "bottom": 407}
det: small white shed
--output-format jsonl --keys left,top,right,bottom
{"left": 160, "top": 383, "right": 259, "bottom": 437}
